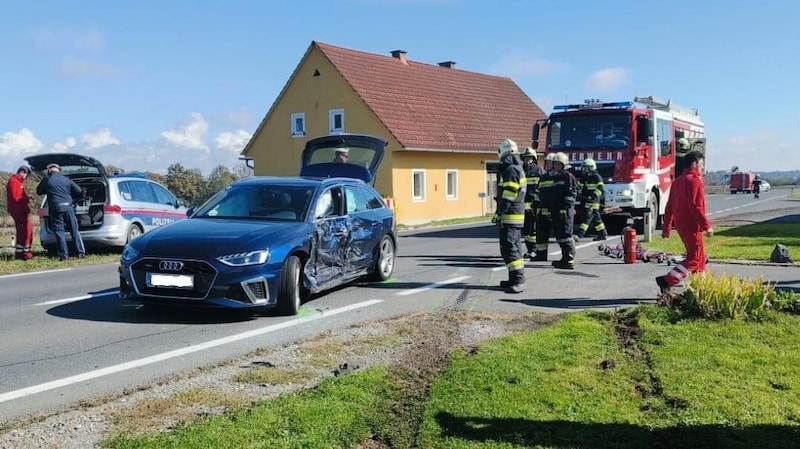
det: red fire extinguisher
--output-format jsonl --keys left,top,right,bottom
{"left": 623, "top": 225, "right": 637, "bottom": 264}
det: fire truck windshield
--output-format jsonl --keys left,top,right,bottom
{"left": 547, "top": 113, "right": 632, "bottom": 150}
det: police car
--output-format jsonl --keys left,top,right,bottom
{"left": 25, "top": 153, "right": 187, "bottom": 253}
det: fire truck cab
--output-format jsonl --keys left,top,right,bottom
{"left": 531, "top": 96, "right": 705, "bottom": 234}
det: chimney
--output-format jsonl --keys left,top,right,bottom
{"left": 390, "top": 49, "right": 408, "bottom": 64}
{"left": 438, "top": 61, "right": 456, "bottom": 69}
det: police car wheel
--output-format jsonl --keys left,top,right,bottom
{"left": 126, "top": 224, "right": 143, "bottom": 243}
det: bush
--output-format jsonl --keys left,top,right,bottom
{"left": 772, "top": 289, "right": 800, "bottom": 315}
{"left": 664, "top": 272, "right": 776, "bottom": 320}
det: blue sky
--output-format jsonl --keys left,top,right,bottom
{"left": 1, "top": 0, "right": 797, "bottom": 174}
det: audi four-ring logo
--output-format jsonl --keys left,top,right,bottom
{"left": 159, "top": 260, "right": 184, "bottom": 271}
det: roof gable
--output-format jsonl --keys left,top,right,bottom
{"left": 315, "top": 41, "right": 547, "bottom": 152}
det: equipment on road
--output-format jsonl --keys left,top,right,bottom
{"left": 622, "top": 225, "right": 637, "bottom": 264}
{"left": 530, "top": 96, "right": 705, "bottom": 235}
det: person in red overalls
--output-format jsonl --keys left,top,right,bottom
{"left": 6, "top": 166, "right": 34, "bottom": 260}
{"left": 656, "top": 150, "right": 712, "bottom": 293}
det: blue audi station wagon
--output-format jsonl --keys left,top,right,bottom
{"left": 118, "top": 134, "right": 397, "bottom": 315}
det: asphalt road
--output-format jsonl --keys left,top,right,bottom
{"left": 1, "top": 189, "right": 798, "bottom": 422}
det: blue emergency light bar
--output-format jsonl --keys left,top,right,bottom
{"left": 553, "top": 101, "right": 633, "bottom": 112}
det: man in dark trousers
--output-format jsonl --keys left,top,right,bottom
{"left": 550, "top": 152, "right": 578, "bottom": 269}
{"left": 573, "top": 158, "right": 608, "bottom": 241}
{"left": 520, "top": 147, "right": 541, "bottom": 257}
{"left": 753, "top": 174, "right": 762, "bottom": 199}
{"left": 6, "top": 166, "right": 34, "bottom": 260}
{"left": 531, "top": 153, "right": 557, "bottom": 262}
{"left": 494, "top": 138, "right": 527, "bottom": 293}
{"left": 657, "top": 150, "right": 712, "bottom": 293}
{"left": 36, "top": 163, "right": 86, "bottom": 260}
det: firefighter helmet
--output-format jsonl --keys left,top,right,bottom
{"left": 545, "top": 152, "right": 558, "bottom": 162}
{"left": 498, "top": 139, "right": 518, "bottom": 158}
{"left": 582, "top": 158, "right": 596, "bottom": 171}
{"left": 521, "top": 147, "right": 537, "bottom": 159}
{"left": 677, "top": 137, "right": 691, "bottom": 151}
{"left": 554, "top": 152, "right": 570, "bottom": 167}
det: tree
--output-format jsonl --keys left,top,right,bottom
{"left": 203, "top": 165, "right": 239, "bottom": 201}
{"left": 166, "top": 163, "right": 205, "bottom": 207}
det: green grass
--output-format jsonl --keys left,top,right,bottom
{"left": 101, "top": 310, "right": 800, "bottom": 449}
{"left": 0, "top": 227, "right": 121, "bottom": 275}
{"left": 641, "top": 223, "right": 799, "bottom": 261}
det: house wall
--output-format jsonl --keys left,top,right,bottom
{"left": 245, "top": 47, "right": 396, "bottom": 199}
{"left": 391, "top": 151, "right": 492, "bottom": 226}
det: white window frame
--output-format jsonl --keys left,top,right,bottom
{"left": 290, "top": 112, "right": 305, "bottom": 137}
{"left": 329, "top": 108, "right": 344, "bottom": 134}
{"left": 412, "top": 169, "right": 426, "bottom": 202}
{"left": 445, "top": 169, "right": 458, "bottom": 200}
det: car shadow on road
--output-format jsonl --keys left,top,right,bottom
{"left": 400, "top": 224, "right": 497, "bottom": 239}
{"left": 501, "top": 297, "right": 652, "bottom": 310}
{"left": 401, "top": 254, "right": 504, "bottom": 269}
{"left": 45, "top": 288, "right": 256, "bottom": 324}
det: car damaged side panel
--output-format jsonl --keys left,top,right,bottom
{"left": 304, "top": 216, "right": 350, "bottom": 291}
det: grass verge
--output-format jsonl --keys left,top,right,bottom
{"left": 641, "top": 223, "right": 799, "bottom": 262}
{"left": 101, "top": 309, "right": 800, "bottom": 449}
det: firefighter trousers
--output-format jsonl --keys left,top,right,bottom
{"left": 575, "top": 206, "right": 607, "bottom": 238}
{"left": 663, "top": 229, "right": 706, "bottom": 287}
{"left": 11, "top": 211, "right": 33, "bottom": 260}
{"left": 554, "top": 208, "right": 576, "bottom": 264}
{"left": 499, "top": 225, "right": 525, "bottom": 285}
{"left": 533, "top": 209, "right": 552, "bottom": 260}
{"left": 522, "top": 208, "right": 536, "bottom": 253}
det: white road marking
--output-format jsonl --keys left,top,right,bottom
{"left": 34, "top": 291, "right": 119, "bottom": 306}
{"left": 0, "top": 299, "right": 383, "bottom": 404}
{"left": 0, "top": 268, "right": 72, "bottom": 280}
{"left": 397, "top": 275, "right": 471, "bottom": 296}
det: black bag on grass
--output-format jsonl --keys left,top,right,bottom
{"left": 770, "top": 244, "right": 794, "bottom": 264}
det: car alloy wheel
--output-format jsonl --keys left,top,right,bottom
{"left": 369, "top": 235, "right": 394, "bottom": 281}
{"left": 277, "top": 255, "right": 302, "bottom": 316}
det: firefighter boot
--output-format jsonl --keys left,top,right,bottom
{"left": 593, "top": 231, "right": 608, "bottom": 242}
{"left": 552, "top": 243, "right": 575, "bottom": 269}
{"left": 504, "top": 271, "right": 526, "bottom": 294}
{"left": 530, "top": 250, "right": 547, "bottom": 261}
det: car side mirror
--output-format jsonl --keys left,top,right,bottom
{"left": 186, "top": 207, "right": 196, "bottom": 217}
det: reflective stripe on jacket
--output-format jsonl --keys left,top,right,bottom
{"left": 496, "top": 153, "right": 526, "bottom": 227}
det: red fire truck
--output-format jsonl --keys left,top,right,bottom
{"left": 531, "top": 96, "right": 705, "bottom": 233}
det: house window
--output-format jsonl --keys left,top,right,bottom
{"left": 412, "top": 169, "right": 426, "bottom": 202}
{"left": 291, "top": 113, "right": 305, "bottom": 137}
{"left": 329, "top": 109, "right": 344, "bottom": 133}
{"left": 446, "top": 170, "right": 458, "bottom": 200}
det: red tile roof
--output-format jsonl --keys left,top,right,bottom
{"left": 315, "top": 41, "right": 547, "bottom": 153}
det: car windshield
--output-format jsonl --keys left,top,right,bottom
{"left": 193, "top": 184, "right": 315, "bottom": 222}
{"left": 547, "top": 113, "right": 632, "bottom": 150}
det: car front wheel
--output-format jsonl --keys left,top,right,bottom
{"left": 277, "top": 255, "right": 302, "bottom": 316}
{"left": 369, "top": 235, "right": 395, "bottom": 281}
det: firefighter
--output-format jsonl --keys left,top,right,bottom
{"left": 573, "top": 158, "right": 608, "bottom": 241}
{"left": 551, "top": 152, "right": 579, "bottom": 269}
{"left": 6, "top": 166, "right": 34, "bottom": 260}
{"left": 675, "top": 137, "right": 691, "bottom": 176}
{"left": 753, "top": 174, "right": 762, "bottom": 199}
{"left": 494, "top": 138, "right": 526, "bottom": 293}
{"left": 531, "top": 153, "right": 557, "bottom": 262}
{"left": 521, "top": 147, "right": 541, "bottom": 257}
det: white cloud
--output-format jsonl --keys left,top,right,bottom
{"left": 0, "top": 129, "right": 44, "bottom": 159}
{"left": 707, "top": 130, "right": 800, "bottom": 173}
{"left": 160, "top": 113, "right": 209, "bottom": 151}
{"left": 60, "top": 56, "right": 125, "bottom": 79}
{"left": 488, "top": 50, "right": 566, "bottom": 78}
{"left": 32, "top": 27, "right": 106, "bottom": 54}
{"left": 81, "top": 127, "right": 121, "bottom": 150}
{"left": 215, "top": 130, "right": 252, "bottom": 155}
{"left": 52, "top": 136, "right": 77, "bottom": 151}
{"left": 585, "top": 68, "right": 630, "bottom": 93}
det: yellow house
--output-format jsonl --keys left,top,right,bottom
{"left": 242, "top": 41, "right": 546, "bottom": 225}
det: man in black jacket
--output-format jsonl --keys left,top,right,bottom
{"left": 36, "top": 163, "right": 86, "bottom": 260}
{"left": 550, "top": 152, "right": 578, "bottom": 269}
{"left": 494, "top": 139, "right": 527, "bottom": 293}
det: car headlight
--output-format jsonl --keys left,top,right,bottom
{"left": 619, "top": 189, "right": 634, "bottom": 197}
{"left": 217, "top": 250, "right": 269, "bottom": 267}
{"left": 121, "top": 244, "right": 140, "bottom": 262}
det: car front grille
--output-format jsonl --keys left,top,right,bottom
{"left": 130, "top": 258, "right": 218, "bottom": 299}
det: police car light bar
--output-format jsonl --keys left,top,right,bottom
{"left": 553, "top": 101, "right": 633, "bottom": 112}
